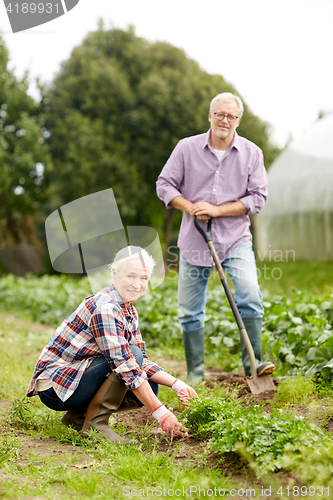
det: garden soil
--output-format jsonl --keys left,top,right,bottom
{"left": 0, "top": 367, "right": 279, "bottom": 491}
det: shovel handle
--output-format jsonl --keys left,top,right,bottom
{"left": 194, "top": 215, "right": 258, "bottom": 381}
{"left": 194, "top": 215, "right": 212, "bottom": 243}
{"left": 207, "top": 240, "right": 258, "bottom": 380}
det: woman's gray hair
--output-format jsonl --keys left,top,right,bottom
{"left": 210, "top": 92, "right": 244, "bottom": 117}
{"left": 110, "top": 245, "right": 156, "bottom": 277}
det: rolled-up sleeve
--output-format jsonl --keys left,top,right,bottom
{"left": 156, "top": 141, "right": 185, "bottom": 209}
{"left": 90, "top": 303, "right": 147, "bottom": 389}
{"left": 239, "top": 150, "right": 268, "bottom": 215}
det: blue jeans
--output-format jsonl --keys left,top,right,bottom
{"left": 38, "top": 345, "right": 159, "bottom": 411}
{"left": 178, "top": 243, "right": 263, "bottom": 332}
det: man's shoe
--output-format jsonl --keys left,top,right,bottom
{"left": 257, "top": 361, "right": 275, "bottom": 377}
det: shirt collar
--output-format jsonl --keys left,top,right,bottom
{"left": 232, "top": 131, "right": 241, "bottom": 151}
{"left": 107, "top": 284, "right": 137, "bottom": 320}
{"left": 204, "top": 129, "right": 241, "bottom": 152}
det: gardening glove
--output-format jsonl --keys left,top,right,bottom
{"left": 172, "top": 379, "right": 198, "bottom": 408}
{"left": 151, "top": 405, "right": 187, "bottom": 438}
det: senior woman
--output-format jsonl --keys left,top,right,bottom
{"left": 27, "top": 246, "right": 197, "bottom": 444}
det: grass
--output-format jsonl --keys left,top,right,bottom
{"left": 0, "top": 313, "right": 53, "bottom": 400}
{"left": 0, "top": 310, "right": 253, "bottom": 499}
{"left": 208, "top": 259, "right": 333, "bottom": 296}
{"left": 272, "top": 375, "right": 316, "bottom": 407}
{"left": 255, "top": 259, "right": 333, "bottom": 296}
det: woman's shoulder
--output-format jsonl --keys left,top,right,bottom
{"left": 88, "top": 285, "right": 123, "bottom": 314}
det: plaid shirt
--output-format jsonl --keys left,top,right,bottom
{"left": 27, "top": 285, "right": 163, "bottom": 402}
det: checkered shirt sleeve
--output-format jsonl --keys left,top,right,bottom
{"left": 26, "top": 286, "right": 163, "bottom": 402}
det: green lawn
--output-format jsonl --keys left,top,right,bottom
{"left": 208, "top": 259, "right": 333, "bottom": 296}
{"left": 257, "top": 260, "right": 333, "bottom": 295}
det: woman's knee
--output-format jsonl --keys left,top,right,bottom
{"left": 38, "top": 388, "right": 66, "bottom": 411}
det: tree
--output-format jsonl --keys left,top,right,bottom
{"left": 45, "top": 26, "right": 279, "bottom": 250}
{"left": 0, "top": 36, "right": 50, "bottom": 248}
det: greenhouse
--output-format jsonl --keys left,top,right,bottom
{"left": 256, "top": 113, "right": 333, "bottom": 260}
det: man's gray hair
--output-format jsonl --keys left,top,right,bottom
{"left": 110, "top": 245, "right": 155, "bottom": 277}
{"left": 210, "top": 92, "right": 244, "bottom": 117}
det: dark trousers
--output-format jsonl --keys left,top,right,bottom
{"left": 38, "top": 345, "right": 159, "bottom": 411}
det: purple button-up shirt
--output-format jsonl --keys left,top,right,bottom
{"left": 156, "top": 129, "right": 268, "bottom": 266}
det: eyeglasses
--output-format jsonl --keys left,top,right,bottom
{"left": 212, "top": 112, "right": 239, "bottom": 123}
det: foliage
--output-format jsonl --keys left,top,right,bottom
{"left": 0, "top": 273, "right": 332, "bottom": 381}
{"left": 262, "top": 290, "right": 333, "bottom": 380}
{"left": 184, "top": 391, "right": 242, "bottom": 439}
{"left": 204, "top": 285, "right": 333, "bottom": 378}
{"left": 0, "top": 36, "right": 51, "bottom": 248}
{"left": 0, "top": 273, "right": 91, "bottom": 325}
{"left": 43, "top": 26, "right": 279, "bottom": 241}
{"left": 186, "top": 394, "right": 333, "bottom": 483}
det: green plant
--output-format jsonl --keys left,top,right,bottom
{"left": 2, "top": 273, "right": 333, "bottom": 381}
{"left": 314, "top": 378, "right": 333, "bottom": 397}
{"left": 0, "top": 433, "right": 19, "bottom": 465}
{"left": 3, "top": 274, "right": 333, "bottom": 497}
{"left": 186, "top": 394, "right": 333, "bottom": 484}
{"left": 9, "top": 396, "right": 59, "bottom": 431}
{"left": 273, "top": 375, "right": 316, "bottom": 406}
{"left": 263, "top": 289, "right": 333, "bottom": 380}
{"left": 0, "top": 273, "right": 92, "bottom": 325}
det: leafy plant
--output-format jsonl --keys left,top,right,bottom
{"left": 9, "top": 396, "right": 59, "bottom": 432}
{"left": 0, "top": 433, "right": 19, "bottom": 465}
{"left": 186, "top": 394, "right": 333, "bottom": 483}
{"left": 262, "top": 289, "right": 333, "bottom": 380}
{"left": 1, "top": 273, "right": 332, "bottom": 380}
{"left": 0, "top": 273, "right": 91, "bottom": 325}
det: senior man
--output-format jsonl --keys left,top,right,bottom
{"left": 156, "top": 92, "right": 275, "bottom": 383}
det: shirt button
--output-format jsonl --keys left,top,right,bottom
{"left": 213, "top": 189, "right": 216, "bottom": 192}
{"left": 216, "top": 171, "right": 218, "bottom": 174}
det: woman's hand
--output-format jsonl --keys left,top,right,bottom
{"left": 152, "top": 405, "right": 187, "bottom": 438}
{"left": 159, "top": 412, "right": 187, "bottom": 437}
{"left": 171, "top": 379, "right": 198, "bottom": 408}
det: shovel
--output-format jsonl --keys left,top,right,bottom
{"left": 194, "top": 216, "right": 276, "bottom": 395}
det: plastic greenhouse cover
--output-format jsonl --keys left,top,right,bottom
{"left": 255, "top": 113, "right": 333, "bottom": 260}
